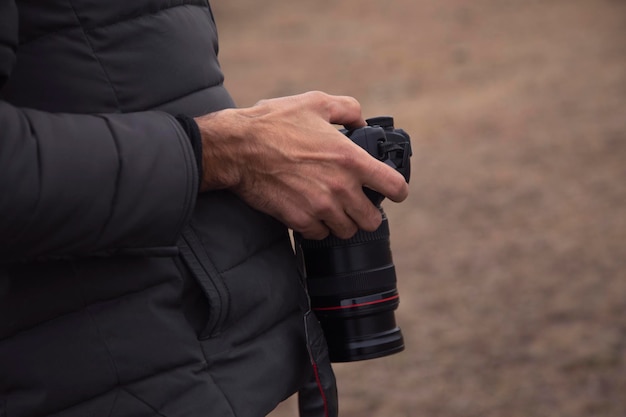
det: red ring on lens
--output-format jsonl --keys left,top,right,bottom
{"left": 312, "top": 294, "right": 399, "bottom": 311}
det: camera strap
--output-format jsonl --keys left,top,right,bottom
{"left": 295, "top": 233, "right": 339, "bottom": 417}
{"left": 298, "top": 310, "right": 338, "bottom": 417}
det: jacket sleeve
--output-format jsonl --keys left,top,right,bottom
{"left": 0, "top": 104, "right": 199, "bottom": 262}
{"left": 0, "top": 1, "right": 198, "bottom": 262}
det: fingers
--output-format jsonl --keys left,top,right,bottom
{"left": 307, "top": 184, "right": 385, "bottom": 239}
{"left": 299, "top": 195, "right": 361, "bottom": 240}
{"left": 298, "top": 213, "right": 369, "bottom": 241}
{"left": 301, "top": 217, "right": 357, "bottom": 241}
{"left": 285, "top": 184, "right": 380, "bottom": 240}
{"left": 368, "top": 167, "right": 410, "bottom": 203}
{"left": 296, "top": 220, "right": 331, "bottom": 240}
{"left": 344, "top": 192, "right": 383, "bottom": 232}
{"left": 289, "top": 91, "right": 367, "bottom": 129}
{"left": 354, "top": 148, "right": 410, "bottom": 203}
{"left": 319, "top": 209, "right": 360, "bottom": 240}
{"left": 302, "top": 92, "right": 408, "bottom": 204}
{"left": 220, "top": 90, "right": 409, "bottom": 241}
{"left": 323, "top": 94, "right": 367, "bottom": 129}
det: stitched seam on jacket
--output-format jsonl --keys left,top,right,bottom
{"left": 14, "top": 5, "right": 221, "bottom": 113}
{"left": 198, "top": 307, "right": 303, "bottom": 417}
{"left": 228, "top": 302, "right": 302, "bottom": 351}
{"left": 201, "top": 374, "right": 237, "bottom": 417}
{"left": 67, "top": 0, "right": 121, "bottom": 111}
{"left": 83, "top": 1, "right": 210, "bottom": 34}
{"left": 168, "top": 257, "right": 238, "bottom": 417}
{"left": 0, "top": 278, "right": 170, "bottom": 343}
{"left": 21, "top": 360, "right": 205, "bottom": 417}
{"left": 218, "top": 233, "right": 288, "bottom": 274}
{"left": 104, "top": 389, "right": 120, "bottom": 417}
{"left": 152, "top": 83, "right": 223, "bottom": 111}
{"left": 72, "top": 261, "right": 123, "bottom": 389}
{"left": 120, "top": 388, "right": 168, "bottom": 417}
{"left": 19, "top": 2, "right": 208, "bottom": 46}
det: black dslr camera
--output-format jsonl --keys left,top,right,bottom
{"left": 295, "top": 117, "right": 412, "bottom": 362}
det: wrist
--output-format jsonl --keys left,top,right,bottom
{"left": 194, "top": 108, "right": 246, "bottom": 192}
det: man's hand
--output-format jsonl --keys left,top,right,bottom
{"left": 194, "top": 91, "right": 409, "bottom": 240}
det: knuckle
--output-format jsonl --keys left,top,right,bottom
{"left": 285, "top": 211, "right": 311, "bottom": 233}
{"left": 365, "top": 210, "right": 383, "bottom": 231}
{"left": 344, "top": 95, "right": 361, "bottom": 109}
{"left": 303, "top": 226, "right": 330, "bottom": 240}
{"left": 354, "top": 204, "right": 382, "bottom": 232}
{"left": 326, "top": 176, "right": 349, "bottom": 196}
{"left": 335, "top": 148, "right": 358, "bottom": 168}
{"left": 312, "top": 196, "right": 335, "bottom": 217}
{"left": 304, "top": 90, "right": 327, "bottom": 104}
{"left": 334, "top": 224, "right": 358, "bottom": 240}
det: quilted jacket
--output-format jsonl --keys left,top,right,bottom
{"left": 0, "top": 1, "right": 336, "bottom": 416}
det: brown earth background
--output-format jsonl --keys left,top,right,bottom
{"left": 212, "top": 1, "right": 626, "bottom": 416}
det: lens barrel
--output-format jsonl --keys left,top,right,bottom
{"left": 297, "top": 209, "right": 404, "bottom": 362}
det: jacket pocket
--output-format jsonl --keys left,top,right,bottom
{"left": 178, "top": 226, "right": 230, "bottom": 339}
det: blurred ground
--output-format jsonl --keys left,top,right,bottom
{"left": 212, "top": 1, "right": 626, "bottom": 416}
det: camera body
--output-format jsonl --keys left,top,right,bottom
{"left": 342, "top": 116, "right": 412, "bottom": 203}
{"left": 295, "top": 117, "right": 412, "bottom": 362}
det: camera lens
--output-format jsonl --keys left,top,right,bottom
{"left": 296, "top": 208, "right": 404, "bottom": 362}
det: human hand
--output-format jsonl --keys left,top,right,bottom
{"left": 194, "top": 91, "right": 409, "bottom": 240}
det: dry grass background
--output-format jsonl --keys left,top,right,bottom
{"left": 212, "top": 1, "right": 626, "bottom": 416}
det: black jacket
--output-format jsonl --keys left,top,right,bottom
{"left": 0, "top": 1, "right": 336, "bottom": 416}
